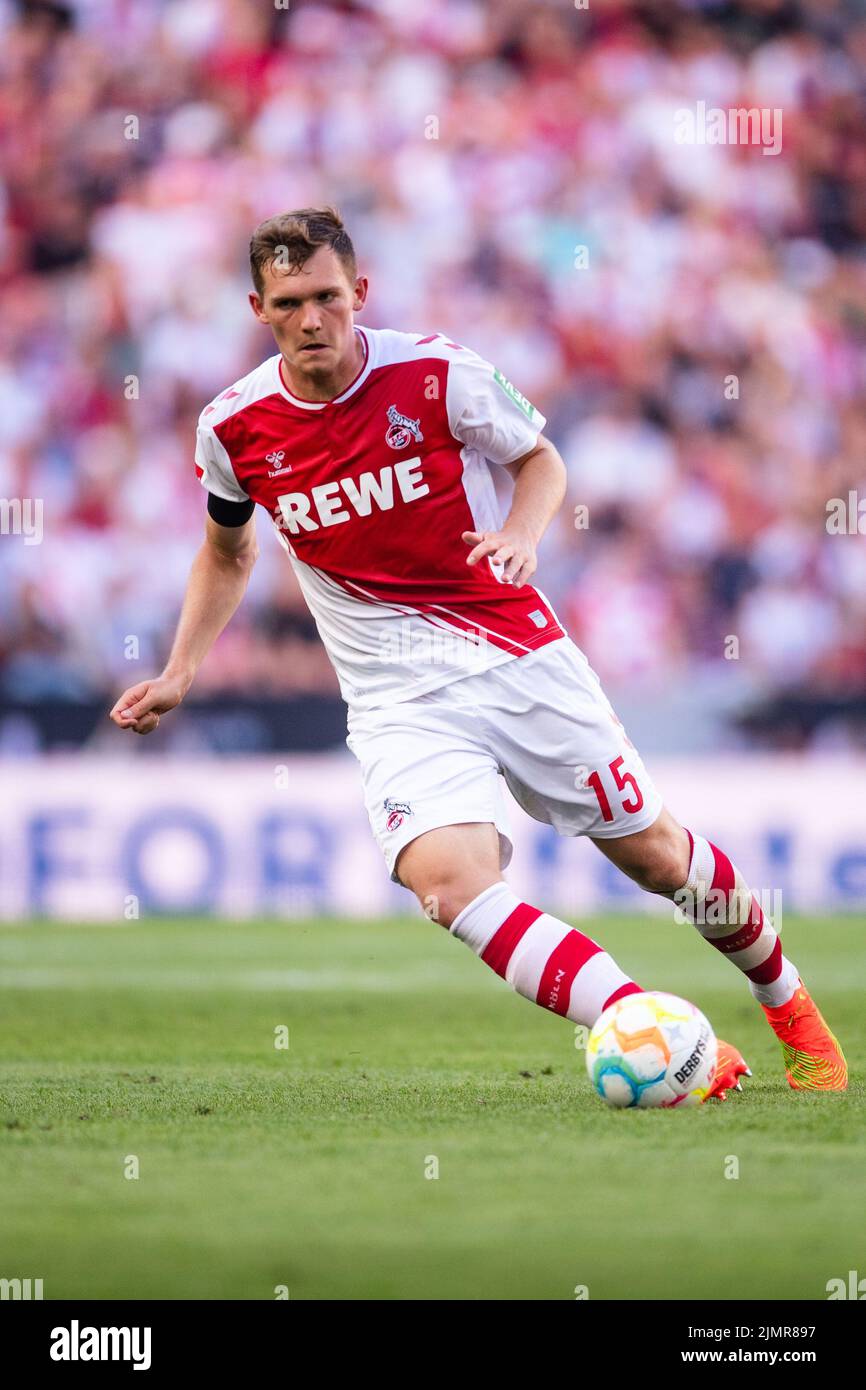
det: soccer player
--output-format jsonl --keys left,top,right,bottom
{"left": 110, "top": 207, "right": 847, "bottom": 1096}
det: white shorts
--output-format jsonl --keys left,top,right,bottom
{"left": 345, "top": 636, "right": 663, "bottom": 885}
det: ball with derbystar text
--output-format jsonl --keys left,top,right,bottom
{"left": 586, "top": 991, "right": 718, "bottom": 1108}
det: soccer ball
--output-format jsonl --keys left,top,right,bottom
{"left": 585, "top": 991, "right": 717, "bottom": 1108}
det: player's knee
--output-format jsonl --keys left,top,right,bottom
{"left": 413, "top": 881, "right": 473, "bottom": 929}
{"left": 398, "top": 826, "right": 502, "bottom": 928}
{"left": 633, "top": 840, "right": 689, "bottom": 896}
{"left": 411, "top": 868, "right": 501, "bottom": 929}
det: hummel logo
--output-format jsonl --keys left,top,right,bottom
{"left": 266, "top": 450, "right": 292, "bottom": 477}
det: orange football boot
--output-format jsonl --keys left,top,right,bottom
{"left": 705, "top": 1038, "right": 752, "bottom": 1101}
{"left": 762, "top": 979, "right": 848, "bottom": 1091}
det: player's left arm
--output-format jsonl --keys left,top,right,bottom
{"left": 463, "top": 434, "right": 566, "bottom": 588}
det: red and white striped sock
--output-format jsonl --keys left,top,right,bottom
{"left": 679, "top": 831, "right": 799, "bottom": 1008}
{"left": 449, "top": 882, "right": 641, "bottom": 1026}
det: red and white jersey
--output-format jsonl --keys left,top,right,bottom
{"left": 194, "top": 327, "right": 565, "bottom": 710}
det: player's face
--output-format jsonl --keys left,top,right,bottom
{"left": 249, "top": 247, "right": 368, "bottom": 385}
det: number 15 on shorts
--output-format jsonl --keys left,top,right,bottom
{"left": 577, "top": 755, "right": 645, "bottom": 823}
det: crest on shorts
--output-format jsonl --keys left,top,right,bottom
{"left": 385, "top": 405, "right": 423, "bottom": 450}
{"left": 384, "top": 797, "right": 413, "bottom": 831}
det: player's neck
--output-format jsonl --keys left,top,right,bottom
{"left": 280, "top": 329, "right": 366, "bottom": 404}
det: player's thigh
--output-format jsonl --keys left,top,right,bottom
{"left": 345, "top": 699, "right": 513, "bottom": 902}
{"left": 485, "top": 639, "right": 663, "bottom": 839}
{"left": 396, "top": 822, "right": 504, "bottom": 925}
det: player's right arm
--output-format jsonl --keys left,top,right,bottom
{"left": 109, "top": 510, "right": 259, "bottom": 735}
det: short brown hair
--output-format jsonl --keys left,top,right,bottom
{"left": 249, "top": 206, "right": 357, "bottom": 296}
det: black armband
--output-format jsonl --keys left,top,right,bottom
{"left": 207, "top": 493, "right": 255, "bottom": 526}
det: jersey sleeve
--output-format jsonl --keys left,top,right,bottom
{"left": 445, "top": 349, "right": 546, "bottom": 465}
{"left": 194, "top": 418, "right": 250, "bottom": 503}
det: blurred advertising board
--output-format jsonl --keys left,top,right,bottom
{"left": 0, "top": 756, "right": 864, "bottom": 920}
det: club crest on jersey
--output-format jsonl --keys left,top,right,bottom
{"left": 384, "top": 797, "right": 413, "bottom": 831}
{"left": 385, "top": 405, "right": 423, "bottom": 450}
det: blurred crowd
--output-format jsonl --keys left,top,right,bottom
{"left": 1, "top": 0, "right": 865, "bottom": 746}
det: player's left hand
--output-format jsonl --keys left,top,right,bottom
{"left": 462, "top": 526, "right": 537, "bottom": 587}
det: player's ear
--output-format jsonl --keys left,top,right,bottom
{"left": 352, "top": 275, "right": 369, "bottom": 313}
{"left": 248, "top": 291, "right": 268, "bottom": 324}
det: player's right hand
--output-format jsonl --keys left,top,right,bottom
{"left": 109, "top": 675, "right": 186, "bottom": 735}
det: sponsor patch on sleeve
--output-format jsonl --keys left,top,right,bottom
{"left": 493, "top": 368, "right": 538, "bottom": 420}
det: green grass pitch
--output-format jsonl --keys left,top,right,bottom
{"left": 1, "top": 913, "right": 863, "bottom": 1300}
